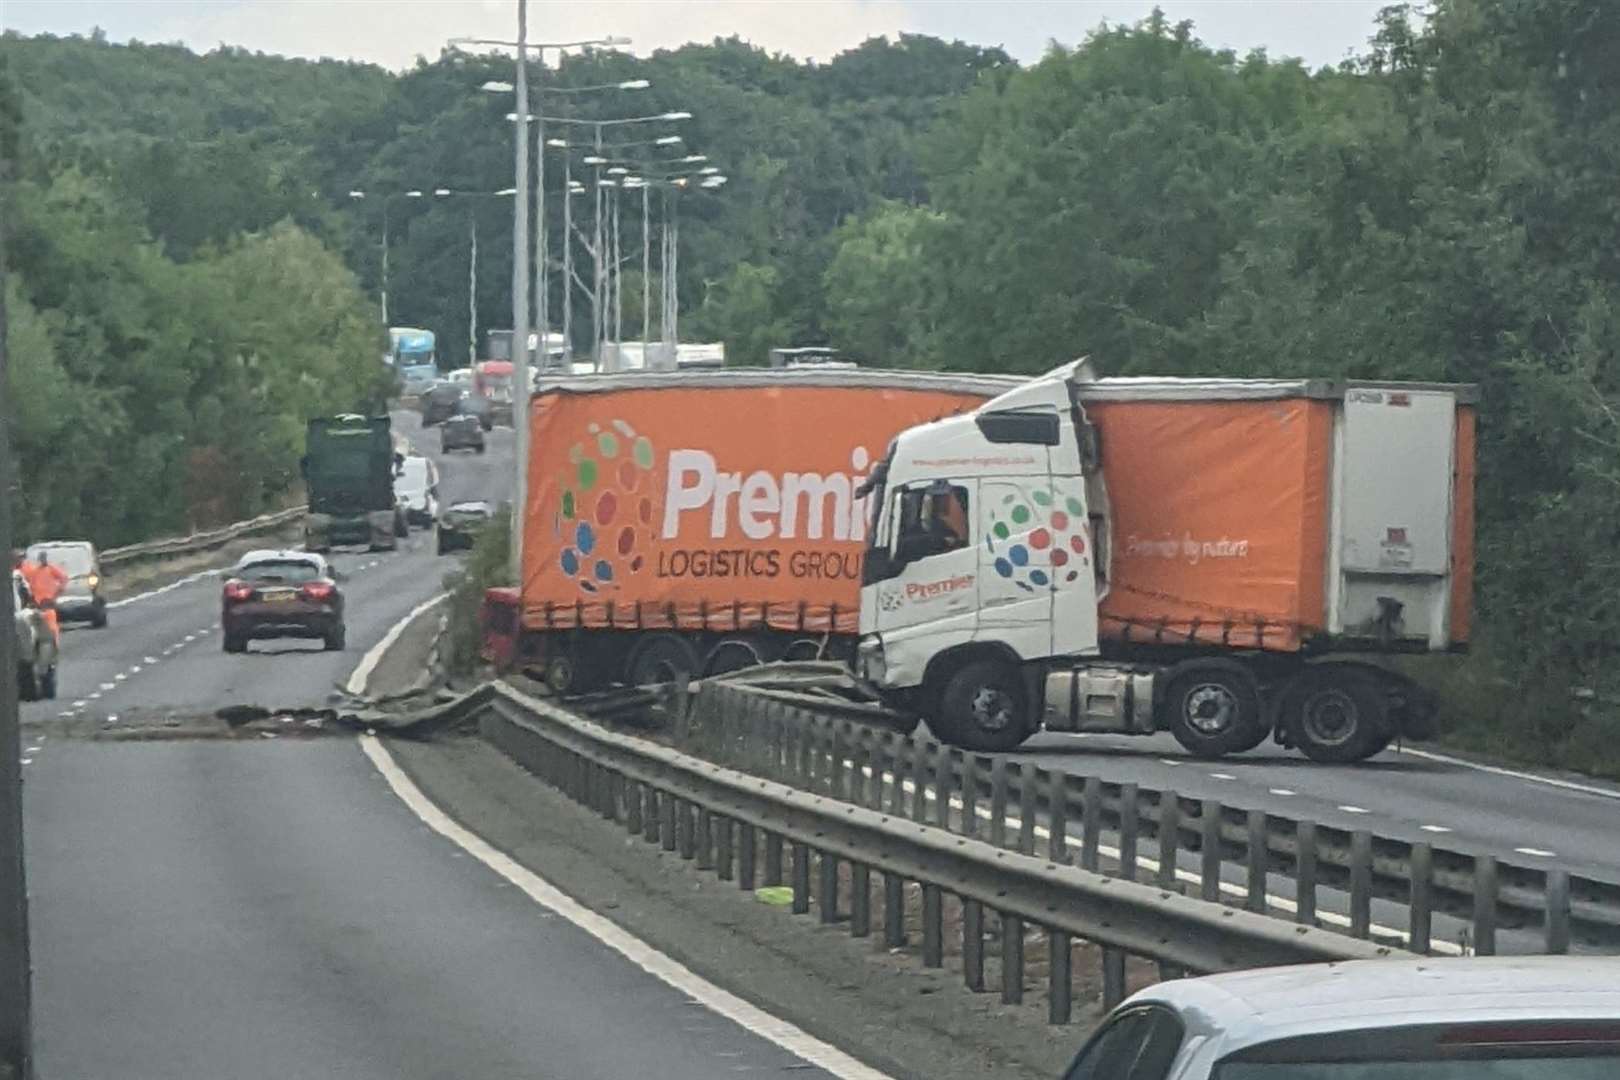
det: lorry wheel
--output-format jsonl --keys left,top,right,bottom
{"left": 782, "top": 638, "right": 825, "bottom": 662}
{"left": 704, "top": 636, "right": 772, "bottom": 677}
{"left": 626, "top": 634, "right": 701, "bottom": 688}
{"left": 17, "top": 663, "right": 37, "bottom": 703}
{"left": 1163, "top": 663, "right": 1264, "bottom": 759}
{"left": 932, "top": 659, "right": 1030, "bottom": 752}
{"left": 1283, "top": 668, "right": 1390, "bottom": 764}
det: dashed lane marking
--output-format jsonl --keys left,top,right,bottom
{"left": 1268, "top": 788, "right": 1296, "bottom": 797}
{"left": 359, "top": 734, "right": 893, "bottom": 1080}
{"left": 1515, "top": 847, "right": 1558, "bottom": 858}
{"left": 1338, "top": 805, "right": 1370, "bottom": 814}
{"left": 1421, "top": 825, "right": 1453, "bottom": 834}
{"left": 1210, "top": 772, "right": 1236, "bottom": 781}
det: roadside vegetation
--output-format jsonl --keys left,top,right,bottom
{"left": 5, "top": 3, "right": 1620, "bottom": 764}
{"left": 442, "top": 508, "right": 512, "bottom": 679}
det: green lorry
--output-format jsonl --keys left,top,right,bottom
{"left": 301, "top": 414, "right": 404, "bottom": 552}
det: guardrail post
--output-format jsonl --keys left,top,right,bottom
{"left": 819, "top": 850, "right": 840, "bottom": 924}
{"left": 795, "top": 713, "right": 814, "bottom": 787}
{"left": 991, "top": 761, "right": 1011, "bottom": 847}
{"left": 1001, "top": 913, "right": 1024, "bottom": 1004}
{"left": 643, "top": 788, "right": 660, "bottom": 844}
{"left": 830, "top": 723, "right": 848, "bottom": 802}
{"left": 766, "top": 706, "right": 785, "bottom": 780}
{"left": 791, "top": 842, "right": 812, "bottom": 915}
{"left": 1200, "top": 799, "right": 1223, "bottom": 903}
{"left": 1048, "top": 930, "right": 1072, "bottom": 1024}
{"left": 850, "top": 730, "right": 868, "bottom": 807}
{"left": 883, "top": 874, "right": 906, "bottom": 947}
{"left": 625, "top": 778, "right": 643, "bottom": 835}
{"left": 1017, "top": 763, "right": 1036, "bottom": 855}
{"left": 886, "top": 733, "right": 907, "bottom": 817}
{"left": 1101, "top": 948, "right": 1126, "bottom": 1010}
{"left": 1118, "top": 782, "right": 1139, "bottom": 881}
{"left": 1158, "top": 791, "right": 1180, "bottom": 891}
{"left": 911, "top": 738, "right": 930, "bottom": 822}
{"left": 678, "top": 800, "right": 697, "bottom": 860}
{"left": 962, "top": 899, "right": 984, "bottom": 991}
{"left": 1409, "top": 841, "right": 1432, "bottom": 954}
{"left": 922, "top": 885, "right": 943, "bottom": 966}
{"left": 1295, "top": 819, "right": 1317, "bottom": 925}
{"left": 934, "top": 745, "right": 954, "bottom": 830}
{"left": 738, "top": 823, "right": 757, "bottom": 890}
{"left": 851, "top": 864, "right": 871, "bottom": 938}
{"left": 660, "top": 791, "right": 678, "bottom": 852}
{"left": 963, "top": 755, "right": 981, "bottom": 838}
{"left": 1545, "top": 869, "right": 1571, "bottom": 955}
{"left": 1245, "top": 809, "right": 1267, "bottom": 914}
{"left": 1081, "top": 776, "right": 1101, "bottom": 871}
{"left": 1349, "top": 830, "right": 1372, "bottom": 938}
{"left": 764, "top": 833, "right": 784, "bottom": 886}
{"left": 1047, "top": 768, "right": 1068, "bottom": 863}
{"left": 695, "top": 809, "right": 713, "bottom": 870}
{"left": 716, "top": 816, "right": 734, "bottom": 881}
{"left": 1473, "top": 854, "right": 1498, "bottom": 955}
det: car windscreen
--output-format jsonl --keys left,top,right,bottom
{"left": 236, "top": 560, "right": 323, "bottom": 585}
{"left": 29, "top": 545, "right": 94, "bottom": 575}
{"left": 397, "top": 459, "right": 429, "bottom": 496}
{"left": 1216, "top": 1023, "right": 1620, "bottom": 1080}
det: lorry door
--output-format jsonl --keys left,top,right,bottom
{"left": 873, "top": 479, "right": 979, "bottom": 647}
{"left": 979, "top": 465, "right": 1101, "bottom": 662}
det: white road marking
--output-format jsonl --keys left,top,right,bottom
{"left": 71, "top": 700, "right": 86, "bottom": 709}
{"left": 129, "top": 666, "right": 142, "bottom": 674}
{"left": 1158, "top": 758, "right": 1181, "bottom": 767}
{"left": 1338, "top": 805, "right": 1370, "bottom": 815}
{"left": 359, "top": 734, "right": 891, "bottom": 1080}
{"left": 113, "top": 673, "right": 127, "bottom": 682}
{"left": 107, "top": 567, "right": 222, "bottom": 609}
{"left": 1420, "top": 825, "right": 1453, "bottom": 834}
{"left": 1395, "top": 746, "right": 1620, "bottom": 802}
{"left": 143, "top": 656, "right": 158, "bottom": 664}
{"left": 1515, "top": 847, "right": 1557, "bottom": 858}
{"left": 20, "top": 759, "right": 32, "bottom": 766}
{"left": 87, "top": 692, "right": 100, "bottom": 701}
{"left": 344, "top": 592, "right": 450, "bottom": 697}
{"left": 99, "top": 682, "right": 115, "bottom": 691}
{"left": 1268, "top": 788, "right": 1296, "bottom": 797}
{"left": 184, "top": 634, "right": 196, "bottom": 643}
{"left": 1210, "top": 772, "right": 1236, "bottom": 781}
{"left": 105, "top": 714, "right": 118, "bottom": 724}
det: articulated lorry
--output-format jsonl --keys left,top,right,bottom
{"left": 856, "top": 359, "right": 1475, "bottom": 761}
{"left": 302, "top": 414, "right": 403, "bottom": 552}
{"left": 487, "top": 361, "right": 1475, "bottom": 762}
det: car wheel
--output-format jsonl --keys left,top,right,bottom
{"left": 1282, "top": 668, "right": 1391, "bottom": 764}
{"left": 475, "top": 443, "right": 486, "bottom": 454}
{"left": 41, "top": 664, "right": 58, "bottom": 700}
{"left": 929, "top": 659, "right": 1031, "bottom": 752}
{"left": 1162, "top": 661, "right": 1264, "bottom": 759}
{"left": 223, "top": 634, "right": 247, "bottom": 654}
{"left": 91, "top": 603, "right": 108, "bottom": 629}
{"left": 324, "top": 625, "right": 346, "bottom": 652}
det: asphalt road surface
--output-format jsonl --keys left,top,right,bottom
{"left": 21, "top": 410, "right": 838, "bottom": 1079}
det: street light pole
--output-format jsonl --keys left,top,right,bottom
{"left": 562, "top": 154, "right": 574, "bottom": 364}
{"left": 641, "top": 182, "right": 651, "bottom": 358}
{"left": 381, "top": 202, "right": 390, "bottom": 325}
{"left": 593, "top": 123, "right": 605, "bottom": 371}
{"left": 468, "top": 210, "right": 478, "bottom": 365}
{"left": 509, "top": 0, "right": 531, "bottom": 577}
{"left": 534, "top": 113, "right": 546, "bottom": 372}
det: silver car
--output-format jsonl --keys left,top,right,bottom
{"left": 13, "top": 570, "right": 59, "bottom": 700}
{"left": 27, "top": 540, "right": 107, "bottom": 628}
{"left": 1061, "top": 956, "right": 1620, "bottom": 1079}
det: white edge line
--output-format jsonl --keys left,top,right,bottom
{"left": 1395, "top": 746, "right": 1620, "bottom": 802}
{"left": 358, "top": 733, "right": 891, "bottom": 1080}
{"left": 344, "top": 592, "right": 451, "bottom": 697}
{"left": 107, "top": 567, "right": 223, "bottom": 609}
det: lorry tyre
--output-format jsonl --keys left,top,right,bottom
{"left": 782, "top": 638, "right": 825, "bottom": 662}
{"left": 932, "top": 659, "right": 1031, "bottom": 752}
{"left": 17, "top": 662, "right": 37, "bottom": 703}
{"left": 1163, "top": 662, "right": 1264, "bottom": 759}
{"left": 626, "top": 633, "right": 701, "bottom": 688}
{"left": 1283, "top": 668, "right": 1390, "bottom": 764}
{"left": 704, "top": 636, "right": 774, "bottom": 677}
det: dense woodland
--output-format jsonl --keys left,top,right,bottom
{"left": 4, "top": 2, "right": 1620, "bottom": 759}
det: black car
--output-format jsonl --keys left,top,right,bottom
{"left": 440, "top": 413, "right": 486, "bottom": 453}
{"left": 221, "top": 550, "right": 345, "bottom": 652}
{"left": 420, "top": 382, "right": 463, "bottom": 426}
{"left": 437, "top": 501, "right": 493, "bottom": 555}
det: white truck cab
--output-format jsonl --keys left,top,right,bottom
{"left": 858, "top": 359, "right": 1472, "bottom": 762}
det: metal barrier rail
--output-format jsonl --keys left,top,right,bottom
{"left": 674, "top": 678, "right": 1619, "bottom": 957}
{"left": 476, "top": 681, "right": 1386, "bottom": 1024}
{"left": 101, "top": 506, "right": 307, "bottom": 569}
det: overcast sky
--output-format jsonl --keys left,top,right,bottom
{"left": 3, "top": 1, "right": 1395, "bottom": 70}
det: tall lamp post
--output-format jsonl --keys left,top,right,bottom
{"left": 347, "top": 187, "right": 425, "bottom": 325}
{"left": 430, "top": 187, "right": 517, "bottom": 364}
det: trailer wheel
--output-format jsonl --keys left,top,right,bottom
{"left": 1162, "top": 662, "right": 1264, "bottom": 759}
{"left": 932, "top": 659, "right": 1031, "bottom": 752}
{"left": 1283, "top": 668, "right": 1391, "bottom": 764}
{"left": 782, "top": 638, "right": 825, "bottom": 662}
{"left": 703, "top": 636, "right": 774, "bottom": 677}
{"left": 543, "top": 652, "right": 581, "bottom": 695}
{"left": 625, "top": 633, "right": 701, "bottom": 688}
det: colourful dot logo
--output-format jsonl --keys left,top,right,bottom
{"left": 986, "top": 488, "right": 1088, "bottom": 592}
{"left": 554, "top": 420, "right": 659, "bottom": 594}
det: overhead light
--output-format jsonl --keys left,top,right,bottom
{"left": 347, "top": 190, "right": 366, "bottom": 199}
{"left": 582, "top": 155, "right": 608, "bottom": 165}
{"left": 702, "top": 176, "right": 728, "bottom": 188}
{"left": 546, "top": 138, "right": 569, "bottom": 148}
{"left": 659, "top": 111, "right": 692, "bottom": 121}
{"left": 698, "top": 166, "right": 720, "bottom": 175}
{"left": 597, "top": 179, "right": 617, "bottom": 187}
{"left": 655, "top": 135, "right": 683, "bottom": 146}
{"left": 618, "top": 79, "right": 650, "bottom": 90}
{"left": 433, "top": 188, "right": 452, "bottom": 196}
{"left": 680, "top": 154, "right": 707, "bottom": 163}
{"left": 496, "top": 187, "right": 518, "bottom": 195}
{"left": 480, "top": 80, "right": 514, "bottom": 93}
{"left": 673, "top": 177, "right": 689, "bottom": 187}
{"left": 406, "top": 189, "right": 424, "bottom": 197}
{"left": 607, "top": 166, "right": 629, "bottom": 175}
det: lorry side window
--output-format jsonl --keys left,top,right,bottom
{"left": 896, "top": 484, "right": 970, "bottom": 563}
